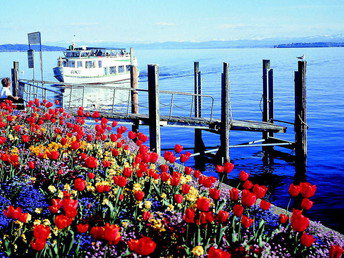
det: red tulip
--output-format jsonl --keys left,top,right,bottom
{"left": 216, "top": 210, "right": 229, "bottom": 223}
{"left": 241, "top": 189, "right": 257, "bottom": 207}
{"left": 193, "top": 170, "right": 202, "bottom": 178}
{"left": 174, "top": 144, "right": 183, "bottom": 153}
{"left": 90, "top": 226, "right": 105, "bottom": 240}
{"left": 31, "top": 238, "right": 46, "bottom": 251}
{"left": 18, "top": 212, "right": 30, "bottom": 223}
{"left": 185, "top": 166, "right": 193, "bottom": 175}
{"left": 300, "top": 232, "right": 316, "bottom": 247}
{"left": 183, "top": 208, "right": 195, "bottom": 223}
{"left": 33, "top": 224, "right": 50, "bottom": 240}
{"left": 300, "top": 182, "right": 317, "bottom": 198}
{"left": 259, "top": 200, "right": 271, "bottom": 210}
{"left": 223, "top": 162, "right": 234, "bottom": 173}
{"left": 87, "top": 172, "right": 95, "bottom": 179}
{"left": 160, "top": 164, "right": 169, "bottom": 172}
{"left": 208, "top": 246, "right": 231, "bottom": 258}
{"left": 180, "top": 153, "right": 190, "bottom": 163}
{"left": 70, "top": 141, "right": 80, "bottom": 150}
{"left": 197, "top": 197, "right": 211, "bottom": 211}
{"left": 28, "top": 161, "right": 35, "bottom": 169}
{"left": 279, "top": 214, "right": 289, "bottom": 224}
{"left": 197, "top": 211, "right": 214, "bottom": 224}
{"left": 74, "top": 178, "right": 86, "bottom": 191}
{"left": 290, "top": 209, "right": 309, "bottom": 232}
{"left": 252, "top": 184, "right": 268, "bottom": 199}
{"left": 55, "top": 214, "right": 72, "bottom": 229}
{"left": 233, "top": 204, "right": 244, "bottom": 217}
{"left": 102, "top": 160, "right": 111, "bottom": 168}
{"left": 128, "top": 236, "right": 156, "bottom": 256}
{"left": 238, "top": 170, "right": 250, "bottom": 181}
{"left": 160, "top": 172, "right": 171, "bottom": 182}
{"left": 112, "top": 121, "right": 118, "bottom": 127}
{"left": 301, "top": 198, "right": 314, "bottom": 210}
{"left": 128, "top": 131, "right": 137, "bottom": 139}
{"left": 103, "top": 223, "right": 121, "bottom": 244}
{"left": 229, "top": 188, "right": 239, "bottom": 201}
{"left": 47, "top": 151, "right": 59, "bottom": 160}
{"left": 170, "top": 176, "right": 181, "bottom": 186}
{"left": 329, "top": 245, "right": 344, "bottom": 258}
{"left": 241, "top": 215, "right": 254, "bottom": 228}
{"left": 134, "top": 191, "right": 145, "bottom": 201}
{"left": 172, "top": 194, "right": 182, "bottom": 204}
{"left": 216, "top": 165, "right": 224, "bottom": 173}
{"left": 209, "top": 188, "right": 221, "bottom": 200}
{"left": 3, "top": 205, "right": 22, "bottom": 219}
{"left": 113, "top": 176, "right": 127, "bottom": 188}
{"left": 181, "top": 184, "right": 191, "bottom": 194}
{"left": 84, "top": 156, "right": 98, "bottom": 168}
{"left": 288, "top": 183, "right": 301, "bottom": 197}
{"left": 142, "top": 211, "right": 152, "bottom": 221}
{"left": 22, "top": 135, "right": 30, "bottom": 143}
{"left": 122, "top": 167, "right": 133, "bottom": 177}
{"left": 76, "top": 223, "right": 89, "bottom": 233}
{"left": 243, "top": 180, "right": 253, "bottom": 190}
{"left": 137, "top": 132, "right": 148, "bottom": 142}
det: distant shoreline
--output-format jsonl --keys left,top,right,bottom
{"left": 1, "top": 42, "right": 343, "bottom": 52}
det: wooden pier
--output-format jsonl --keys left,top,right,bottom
{"left": 14, "top": 59, "right": 307, "bottom": 167}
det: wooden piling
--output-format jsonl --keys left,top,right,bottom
{"left": 11, "top": 61, "right": 19, "bottom": 97}
{"left": 262, "top": 60, "right": 274, "bottom": 156}
{"left": 216, "top": 62, "right": 230, "bottom": 163}
{"left": 148, "top": 64, "right": 161, "bottom": 154}
{"left": 194, "top": 62, "right": 206, "bottom": 167}
{"left": 130, "top": 65, "right": 139, "bottom": 132}
{"left": 294, "top": 61, "right": 307, "bottom": 167}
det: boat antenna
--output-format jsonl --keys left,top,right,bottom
{"left": 72, "top": 35, "right": 76, "bottom": 49}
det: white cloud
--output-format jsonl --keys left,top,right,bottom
{"left": 155, "top": 22, "right": 176, "bottom": 27}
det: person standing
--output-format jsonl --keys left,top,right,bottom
{"left": 0, "top": 77, "right": 25, "bottom": 110}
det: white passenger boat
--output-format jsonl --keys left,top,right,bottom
{"left": 53, "top": 45, "right": 138, "bottom": 84}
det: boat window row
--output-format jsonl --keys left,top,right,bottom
{"left": 108, "top": 65, "right": 131, "bottom": 74}
{"left": 62, "top": 60, "right": 131, "bottom": 74}
{"left": 65, "top": 50, "right": 129, "bottom": 58}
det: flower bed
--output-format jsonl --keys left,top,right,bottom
{"left": 0, "top": 99, "right": 343, "bottom": 257}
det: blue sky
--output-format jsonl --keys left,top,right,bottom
{"left": 1, "top": 0, "right": 344, "bottom": 44}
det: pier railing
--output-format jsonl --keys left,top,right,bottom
{"left": 17, "top": 80, "right": 215, "bottom": 121}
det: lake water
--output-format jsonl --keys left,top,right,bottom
{"left": 1, "top": 47, "right": 344, "bottom": 233}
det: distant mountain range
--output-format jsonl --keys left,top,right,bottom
{"left": 0, "top": 44, "right": 65, "bottom": 52}
{"left": 1, "top": 35, "right": 344, "bottom": 51}
{"left": 275, "top": 42, "right": 344, "bottom": 48}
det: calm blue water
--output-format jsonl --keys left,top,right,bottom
{"left": 1, "top": 48, "right": 344, "bottom": 232}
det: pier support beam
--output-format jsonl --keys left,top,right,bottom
{"left": 194, "top": 62, "right": 206, "bottom": 168}
{"left": 148, "top": 64, "right": 161, "bottom": 154}
{"left": 262, "top": 60, "right": 274, "bottom": 163}
{"left": 294, "top": 61, "right": 307, "bottom": 173}
{"left": 131, "top": 64, "right": 139, "bottom": 133}
{"left": 216, "top": 62, "right": 230, "bottom": 164}
{"left": 11, "top": 61, "right": 19, "bottom": 97}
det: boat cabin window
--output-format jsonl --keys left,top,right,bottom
{"left": 110, "top": 66, "right": 117, "bottom": 74}
{"left": 77, "top": 61, "right": 83, "bottom": 68}
{"left": 98, "top": 61, "right": 102, "bottom": 68}
{"left": 126, "top": 65, "right": 131, "bottom": 72}
{"left": 118, "top": 66, "right": 125, "bottom": 73}
{"left": 85, "top": 61, "right": 95, "bottom": 68}
{"left": 65, "top": 52, "right": 80, "bottom": 58}
{"left": 81, "top": 52, "right": 89, "bottom": 57}
{"left": 68, "top": 61, "right": 75, "bottom": 68}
